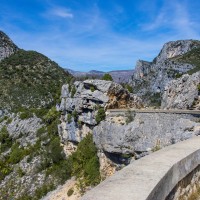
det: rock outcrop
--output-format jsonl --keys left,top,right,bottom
{"left": 130, "top": 40, "right": 200, "bottom": 106}
{"left": 161, "top": 72, "right": 200, "bottom": 110}
{"left": 58, "top": 80, "right": 143, "bottom": 154}
{"left": 94, "top": 112, "right": 200, "bottom": 158}
{"left": 0, "top": 31, "right": 18, "bottom": 61}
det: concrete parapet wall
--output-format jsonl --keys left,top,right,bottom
{"left": 82, "top": 136, "right": 200, "bottom": 200}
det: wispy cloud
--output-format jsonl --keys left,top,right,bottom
{"left": 1, "top": 0, "right": 200, "bottom": 72}
{"left": 44, "top": 6, "right": 74, "bottom": 19}
{"left": 141, "top": 0, "right": 200, "bottom": 39}
{"left": 51, "top": 7, "right": 73, "bottom": 18}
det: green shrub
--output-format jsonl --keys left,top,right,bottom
{"left": 70, "top": 134, "right": 100, "bottom": 191}
{"left": 125, "top": 109, "right": 135, "bottom": 124}
{"left": 0, "top": 126, "right": 12, "bottom": 152}
{"left": 72, "top": 110, "right": 78, "bottom": 121}
{"left": 47, "top": 137, "right": 64, "bottom": 164}
{"left": 34, "top": 183, "right": 55, "bottom": 199}
{"left": 36, "top": 126, "right": 46, "bottom": 137}
{"left": 197, "top": 84, "right": 200, "bottom": 92}
{"left": 6, "top": 118, "right": 12, "bottom": 124}
{"left": 32, "top": 108, "right": 49, "bottom": 119}
{"left": 44, "top": 106, "right": 59, "bottom": 124}
{"left": 71, "top": 86, "right": 76, "bottom": 98}
{"left": 125, "top": 84, "right": 133, "bottom": 93}
{"left": 102, "top": 73, "right": 113, "bottom": 81}
{"left": 67, "top": 188, "right": 74, "bottom": 196}
{"left": 0, "top": 159, "right": 12, "bottom": 181}
{"left": 95, "top": 108, "right": 106, "bottom": 124}
{"left": 67, "top": 113, "right": 72, "bottom": 123}
{"left": 8, "top": 143, "right": 25, "bottom": 164}
{"left": 90, "top": 86, "right": 95, "bottom": 92}
{"left": 1, "top": 116, "right": 8, "bottom": 122}
{"left": 19, "top": 110, "right": 33, "bottom": 120}
{"left": 17, "top": 167, "right": 25, "bottom": 177}
{"left": 46, "top": 160, "right": 72, "bottom": 184}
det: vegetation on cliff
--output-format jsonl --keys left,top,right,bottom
{"left": 172, "top": 47, "right": 200, "bottom": 75}
{"left": 70, "top": 134, "right": 100, "bottom": 193}
{"left": 0, "top": 49, "right": 71, "bottom": 111}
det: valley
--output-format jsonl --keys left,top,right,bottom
{"left": 0, "top": 30, "right": 200, "bottom": 200}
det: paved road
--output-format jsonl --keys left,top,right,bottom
{"left": 107, "top": 108, "right": 200, "bottom": 115}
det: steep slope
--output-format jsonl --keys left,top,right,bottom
{"left": 130, "top": 40, "right": 200, "bottom": 107}
{"left": 0, "top": 31, "right": 19, "bottom": 61}
{"left": 0, "top": 31, "right": 74, "bottom": 200}
{"left": 0, "top": 49, "right": 70, "bottom": 111}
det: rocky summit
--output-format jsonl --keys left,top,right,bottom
{"left": 0, "top": 31, "right": 18, "bottom": 61}
{"left": 130, "top": 40, "right": 200, "bottom": 107}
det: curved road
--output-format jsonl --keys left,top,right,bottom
{"left": 107, "top": 108, "right": 200, "bottom": 115}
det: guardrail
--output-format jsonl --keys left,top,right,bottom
{"left": 82, "top": 136, "right": 200, "bottom": 200}
{"left": 107, "top": 109, "right": 200, "bottom": 115}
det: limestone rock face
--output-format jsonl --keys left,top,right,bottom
{"left": 58, "top": 80, "right": 143, "bottom": 154}
{"left": 0, "top": 114, "right": 43, "bottom": 146}
{"left": 0, "top": 31, "right": 18, "bottom": 61}
{"left": 93, "top": 113, "right": 200, "bottom": 156}
{"left": 130, "top": 40, "right": 200, "bottom": 106}
{"left": 155, "top": 40, "right": 200, "bottom": 63}
{"left": 161, "top": 72, "right": 200, "bottom": 110}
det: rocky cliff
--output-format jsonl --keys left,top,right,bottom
{"left": 130, "top": 40, "right": 200, "bottom": 107}
{"left": 93, "top": 111, "right": 200, "bottom": 178}
{"left": 0, "top": 31, "right": 18, "bottom": 61}
{"left": 0, "top": 31, "right": 73, "bottom": 200}
{"left": 161, "top": 72, "right": 200, "bottom": 110}
{"left": 58, "top": 80, "right": 142, "bottom": 154}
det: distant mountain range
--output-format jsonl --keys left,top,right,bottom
{"left": 65, "top": 68, "right": 134, "bottom": 83}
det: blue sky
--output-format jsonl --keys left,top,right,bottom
{"left": 1, "top": 0, "right": 200, "bottom": 72}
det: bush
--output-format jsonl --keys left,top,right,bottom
{"left": 70, "top": 134, "right": 100, "bottom": 190}
{"left": 90, "top": 86, "right": 95, "bottom": 92}
{"left": 95, "top": 108, "right": 106, "bottom": 124}
{"left": 0, "top": 126, "right": 12, "bottom": 152}
{"left": 102, "top": 73, "right": 113, "bottom": 81}
{"left": 19, "top": 110, "right": 33, "bottom": 120}
{"left": 72, "top": 110, "right": 78, "bottom": 121}
{"left": 36, "top": 126, "right": 46, "bottom": 137}
{"left": 67, "top": 188, "right": 74, "bottom": 196}
{"left": 0, "top": 159, "right": 12, "bottom": 181}
{"left": 125, "top": 109, "right": 135, "bottom": 124}
{"left": 44, "top": 106, "right": 59, "bottom": 124}
{"left": 47, "top": 137, "right": 65, "bottom": 164}
{"left": 71, "top": 86, "right": 76, "bottom": 98}
{"left": 125, "top": 84, "right": 133, "bottom": 93}
{"left": 197, "top": 84, "right": 200, "bottom": 92}
{"left": 45, "top": 160, "right": 72, "bottom": 184}
{"left": 67, "top": 113, "right": 72, "bottom": 123}
{"left": 8, "top": 143, "right": 26, "bottom": 164}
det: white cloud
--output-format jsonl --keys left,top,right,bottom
{"left": 51, "top": 7, "right": 73, "bottom": 18}
{"left": 141, "top": 0, "right": 200, "bottom": 39}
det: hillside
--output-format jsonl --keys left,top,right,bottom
{"left": 0, "top": 31, "right": 75, "bottom": 200}
{"left": 0, "top": 49, "right": 71, "bottom": 111}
